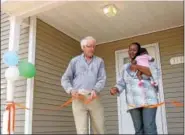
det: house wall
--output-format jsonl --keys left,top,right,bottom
{"left": 32, "top": 19, "right": 81, "bottom": 134}
{"left": 95, "top": 26, "right": 184, "bottom": 134}
{"left": 1, "top": 12, "right": 29, "bottom": 133}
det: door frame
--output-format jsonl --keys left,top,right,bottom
{"left": 115, "top": 42, "right": 168, "bottom": 134}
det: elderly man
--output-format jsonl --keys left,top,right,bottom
{"left": 61, "top": 36, "right": 106, "bottom": 134}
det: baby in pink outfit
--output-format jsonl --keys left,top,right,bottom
{"left": 132, "top": 48, "right": 157, "bottom": 87}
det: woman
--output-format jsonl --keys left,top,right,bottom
{"left": 110, "top": 42, "right": 160, "bottom": 134}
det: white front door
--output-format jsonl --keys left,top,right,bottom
{"left": 115, "top": 43, "right": 168, "bottom": 134}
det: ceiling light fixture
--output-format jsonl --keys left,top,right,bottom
{"left": 103, "top": 4, "right": 117, "bottom": 17}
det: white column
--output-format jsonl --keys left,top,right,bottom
{"left": 6, "top": 81, "right": 15, "bottom": 101}
{"left": 8, "top": 16, "right": 22, "bottom": 51}
{"left": 2, "top": 16, "right": 22, "bottom": 134}
{"left": 24, "top": 16, "right": 36, "bottom": 134}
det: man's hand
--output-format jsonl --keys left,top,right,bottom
{"left": 90, "top": 90, "right": 97, "bottom": 100}
{"left": 71, "top": 91, "right": 80, "bottom": 98}
{"left": 110, "top": 87, "right": 119, "bottom": 96}
{"left": 83, "top": 90, "right": 98, "bottom": 104}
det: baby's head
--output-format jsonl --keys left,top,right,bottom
{"left": 140, "top": 48, "right": 148, "bottom": 55}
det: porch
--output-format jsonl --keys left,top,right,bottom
{"left": 1, "top": 1, "right": 184, "bottom": 134}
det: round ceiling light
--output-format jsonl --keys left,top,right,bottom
{"left": 103, "top": 4, "right": 117, "bottom": 17}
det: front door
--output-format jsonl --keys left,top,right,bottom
{"left": 115, "top": 43, "right": 167, "bottom": 134}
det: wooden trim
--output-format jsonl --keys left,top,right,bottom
{"left": 17, "top": 2, "right": 65, "bottom": 19}
{"left": 24, "top": 16, "right": 37, "bottom": 134}
{"left": 155, "top": 43, "right": 168, "bottom": 134}
{"left": 115, "top": 49, "right": 123, "bottom": 134}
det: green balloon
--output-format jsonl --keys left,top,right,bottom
{"left": 18, "top": 61, "right": 36, "bottom": 78}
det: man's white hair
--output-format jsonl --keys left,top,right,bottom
{"left": 80, "top": 36, "right": 96, "bottom": 49}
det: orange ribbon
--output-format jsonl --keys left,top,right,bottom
{"left": 143, "top": 102, "right": 165, "bottom": 108}
{"left": 59, "top": 94, "right": 98, "bottom": 109}
{"left": 171, "top": 100, "right": 184, "bottom": 107}
{"left": 6, "top": 102, "right": 28, "bottom": 135}
{"left": 129, "top": 101, "right": 183, "bottom": 108}
{"left": 37, "top": 95, "right": 98, "bottom": 112}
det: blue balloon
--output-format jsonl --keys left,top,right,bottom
{"left": 3, "top": 51, "right": 19, "bottom": 66}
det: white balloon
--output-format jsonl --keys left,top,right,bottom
{"left": 5, "top": 66, "right": 20, "bottom": 81}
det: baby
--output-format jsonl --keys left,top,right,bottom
{"left": 132, "top": 48, "right": 157, "bottom": 87}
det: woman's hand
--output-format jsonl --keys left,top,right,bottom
{"left": 110, "top": 87, "right": 119, "bottom": 95}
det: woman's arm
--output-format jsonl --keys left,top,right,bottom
{"left": 130, "top": 64, "right": 152, "bottom": 76}
{"left": 137, "top": 65, "right": 152, "bottom": 76}
{"left": 110, "top": 65, "right": 126, "bottom": 95}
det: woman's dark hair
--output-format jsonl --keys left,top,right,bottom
{"left": 129, "top": 42, "right": 141, "bottom": 59}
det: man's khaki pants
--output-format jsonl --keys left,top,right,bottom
{"left": 72, "top": 94, "right": 104, "bottom": 134}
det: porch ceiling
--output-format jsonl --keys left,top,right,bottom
{"left": 1, "top": 0, "right": 65, "bottom": 19}
{"left": 37, "top": 1, "right": 183, "bottom": 44}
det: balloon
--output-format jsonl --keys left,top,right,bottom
{"left": 18, "top": 61, "right": 36, "bottom": 78}
{"left": 3, "top": 51, "right": 19, "bottom": 66}
{"left": 5, "top": 66, "right": 20, "bottom": 81}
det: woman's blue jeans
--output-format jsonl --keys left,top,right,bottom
{"left": 129, "top": 107, "right": 157, "bottom": 134}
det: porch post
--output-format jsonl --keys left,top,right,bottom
{"left": 24, "top": 16, "right": 37, "bottom": 134}
{"left": 2, "top": 16, "right": 22, "bottom": 134}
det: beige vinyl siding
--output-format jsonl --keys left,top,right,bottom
{"left": 95, "top": 26, "right": 184, "bottom": 134}
{"left": 1, "top": 12, "right": 29, "bottom": 133}
{"left": 32, "top": 19, "right": 81, "bottom": 134}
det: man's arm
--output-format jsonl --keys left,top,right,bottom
{"left": 61, "top": 60, "right": 74, "bottom": 94}
{"left": 93, "top": 60, "right": 106, "bottom": 93}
